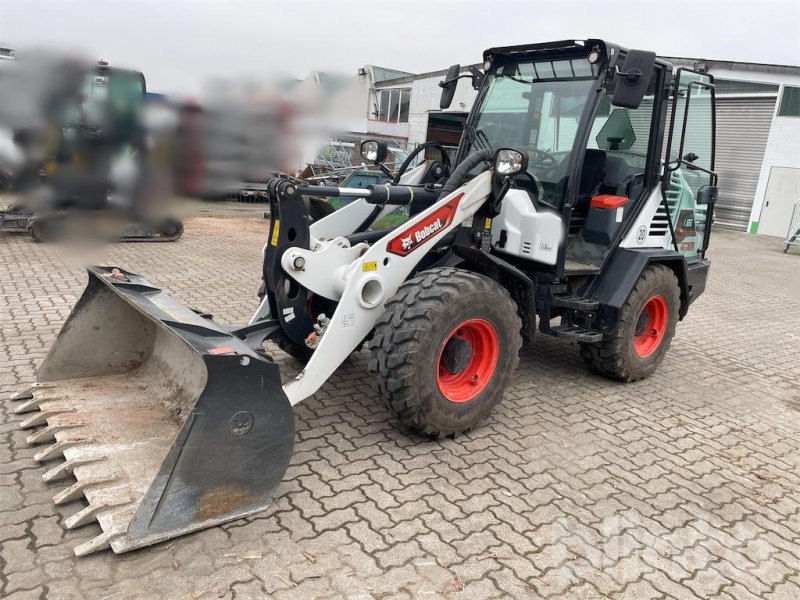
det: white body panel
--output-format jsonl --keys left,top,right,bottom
{"left": 490, "top": 189, "right": 563, "bottom": 266}
{"left": 281, "top": 238, "right": 369, "bottom": 301}
{"left": 620, "top": 185, "right": 673, "bottom": 250}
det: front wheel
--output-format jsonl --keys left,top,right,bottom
{"left": 580, "top": 264, "right": 680, "bottom": 382}
{"left": 368, "top": 267, "right": 522, "bottom": 437}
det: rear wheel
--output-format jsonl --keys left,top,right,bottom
{"left": 29, "top": 216, "right": 58, "bottom": 243}
{"left": 368, "top": 267, "right": 521, "bottom": 437}
{"left": 580, "top": 264, "right": 680, "bottom": 381}
{"left": 158, "top": 218, "right": 184, "bottom": 240}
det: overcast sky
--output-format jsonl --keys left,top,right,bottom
{"left": 1, "top": 0, "right": 798, "bottom": 96}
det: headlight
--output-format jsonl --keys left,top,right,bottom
{"left": 494, "top": 148, "right": 527, "bottom": 176}
{"left": 361, "top": 140, "right": 379, "bottom": 162}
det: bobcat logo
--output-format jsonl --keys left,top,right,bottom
{"left": 387, "top": 194, "right": 463, "bottom": 257}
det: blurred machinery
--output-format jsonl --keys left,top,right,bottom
{"left": 0, "top": 56, "right": 183, "bottom": 242}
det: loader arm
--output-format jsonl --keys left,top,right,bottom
{"left": 282, "top": 170, "right": 493, "bottom": 405}
{"left": 308, "top": 161, "right": 432, "bottom": 240}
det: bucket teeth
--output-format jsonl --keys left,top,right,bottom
{"left": 9, "top": 383, "right": 56, "bottom": 401}
{"left": 13, "top": 395, "right": 62, "bottom": 414}
{"left": 74, "top": 525, "right": 127, "bottom": 558}
{"left": 34, "top": 438, "right": 91, "bottom": 463}
{"left": 26, "top": 423, "right": 82, "bottom": 445}
{"left": 42, "top": 458, "right": 106, "bottom": 482}
{"left": 64, "top": 493, "right": 132, "bottom": 529}
{"left": 54, "top": 476, "right": 119, "bottom": 505}
{"left": 20, "top": 408, "right": 75, "bottom": 429}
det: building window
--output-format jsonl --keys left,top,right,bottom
{"left": 778, "top": 86, "right": 800, "bottom": 117}
{"left": 713, "top": 79, "right": 778, "bottom": 95}
{"left": 376, "top": 88, "right": 411, "bottom": 123}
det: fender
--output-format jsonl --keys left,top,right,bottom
{"left": 451, "top": 245, "right": 535, "bottom": 343}
{"left": 581, "top": 248, "right": 707, "bottom": 334}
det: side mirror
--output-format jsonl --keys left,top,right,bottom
{"left": 611, "top": 49, "right": 656, "bottom": 109}
{"left": 439, "top": 64, "right": 461, "bottom": 110}
{"left": 493, "top": 148, "right": 528, "bottom": 178}
{"left": 360, "top": 139, "right": 388, "bottom": 165}
{"left": 697, "top": 185, "right": 718, "bottom": 205}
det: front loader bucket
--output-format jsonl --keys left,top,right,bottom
{"left": 9, "top": 267, "right": 294, "bottom": 556}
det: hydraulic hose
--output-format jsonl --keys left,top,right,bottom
{"left": 392, "top": 141, "right": 451, "bottom": 185}
{"left": 437, "top": 148, "right": 494, "bottom": 199}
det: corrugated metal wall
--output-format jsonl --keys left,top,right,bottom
{"left": 713, "top": 97, "right": 776, "bottom": 229}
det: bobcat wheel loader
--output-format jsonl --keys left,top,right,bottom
{"left": 10, "top": 39, "right": 719, "bottom": 556}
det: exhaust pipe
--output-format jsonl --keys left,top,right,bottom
{"left": 10, "top": 267, "right": 294, "bottom": 555}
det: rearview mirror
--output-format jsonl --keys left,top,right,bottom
{"left": 611, "top": 49, "right": 656, "bottom": 109}
{"left": 439, "top": 64, "right": 461, "bottom": 109}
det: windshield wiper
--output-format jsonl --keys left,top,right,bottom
{"left": 496, "top": 73, "right": 535, "bottom": 85}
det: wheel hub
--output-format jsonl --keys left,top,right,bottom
{"left": 436, "top": 318, "right": 500, "bottom": 403}
{"left": 441, "top": 336, "right": 473, "bottom": 374}
{"left": 633, "top": 295, "right": 668, "bottom": 358}
{"left": 634, "top": 312, "right": 650, "bottom": 337}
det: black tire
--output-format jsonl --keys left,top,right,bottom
{"left": 275, "top": 335, "right": 314, "bottom": 365}
{"left": 580, "top": 264, "right": 680, "bottom": 382}
{"left": 159, "top": 218, "right": 184, "bottom": 241}
{"left": 29, "top": 217, "right": 57, "bottom": 243}
{"left": 368, "top": 267, "right": 522, "bottom": 438}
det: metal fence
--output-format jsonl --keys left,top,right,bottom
{"left": 784, "top": 199, "right": 800, "bottom": 254}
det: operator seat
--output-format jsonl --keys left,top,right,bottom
{"left": 575, "top": 149, "right": 607, "bottom": 209}
{"left": 568, "top": 149, "right": 607, "bottom": 234}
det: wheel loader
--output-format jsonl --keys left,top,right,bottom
{"left": 9, "top": 39, "right": 719, "bottom": 556}
{"left": 0, "top": 59, "right": 184, "bottom": 242}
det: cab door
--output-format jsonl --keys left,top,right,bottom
{"left": 663, "top": 69, "right": 717, "bottom": 260}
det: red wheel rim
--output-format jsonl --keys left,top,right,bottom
{"left": 634, "top": 295, "right": 668, "bottom": 358}
{"left": 436, "top": 318, "right": 499, "bottom": 403}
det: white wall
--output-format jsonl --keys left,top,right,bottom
{"left": 406, "top": 70, "right": 479, "bottom": 147}
{"left": 745, "top": 76, "right": 800, "bottom": 233}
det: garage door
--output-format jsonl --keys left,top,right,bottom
{"left": 714, "top": 96, "right": 776, "bottom": 230}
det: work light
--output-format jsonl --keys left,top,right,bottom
{"left": 360, "top": 139, "right": 387, "bottom": 164}
{"left": 361, "top": 141, "right": 378, "bottom": 162}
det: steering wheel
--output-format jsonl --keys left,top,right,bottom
{"left": 529, "top": 148, "right": 559, "bottom": 169}
{"left": 518, "top": 169, "right": 545, "bottom": 203}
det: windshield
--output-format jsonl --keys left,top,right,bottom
{"left": 462, "top": 57, "right": 599, "bottom": 208}
{"left": 80, "top": 69, "right": 144, "bottom": 131}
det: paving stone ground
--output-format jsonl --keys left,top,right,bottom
{"left": 0, "top": 213, "right": 798, "bottom": 600}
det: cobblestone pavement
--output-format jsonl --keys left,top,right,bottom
{"left": 1, "top": 216, "right": 799, "bottom": 600}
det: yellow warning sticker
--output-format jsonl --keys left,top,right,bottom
{"left": 362, "top": 261, "right": 378, "bottom": 272}
{"left": 270, "top": 219, "right": 281, "bottom": 246}
{"left": 484, "top": 218, "right": 492, "bottom": 230}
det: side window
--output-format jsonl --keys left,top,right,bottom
{"left": 586, "top": 68, "right": 659, "bottom": 199}
{"left": 665, "top": 69, "right": 715, "bottom": 259}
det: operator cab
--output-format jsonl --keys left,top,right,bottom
{"left": 453, "top": 40, "right": 669, "bottom": 275}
